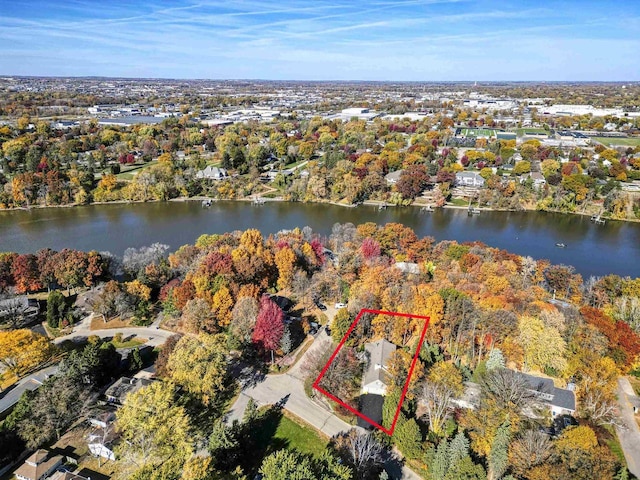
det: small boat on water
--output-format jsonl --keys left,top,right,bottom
{"left": 556, "top": 243, "right": 566, "bottom": 248}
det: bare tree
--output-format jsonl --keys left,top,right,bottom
{"left": 580, "top": 387, "right": 620, "bottom": 426}
{"left": 122, "top": 243, "right": 169, "bottom": 277}
{"left": 333, "top": 429, "right": 385, "bottom": 479}
{"left": 614, "top": 296, "right": 640, "bottom": 332}
{"left": 508, "top": 430, "right": 552, "bottom": 477}
{"left": 481, "top": 369, "right": 535, "bottom": 410}
{"left": 230, "top": 296, "right": 259, "bottom": 342}
{"left": 421, "top": 382, "right": 455, "bottom": 436}
{"left": 0, "top": 291, "right": 29, "bottom": 329}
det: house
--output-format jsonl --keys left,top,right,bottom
{"left": 385, "top": 170, "right": 403, "bottom": 185}
{"left": 14, "top": 450, "right": 63, "bottom": 480}
{"left": 362, "top": 340, "right": 396, "bottom": 396}
{"left": 49, "top": 471, "right": 92, "bottom": 480}
{"left": 104, "top": 377, "right": 153, "bottom": 405}
{"left": 395, "top": 262, "right": 420, "bottom": 274}
{"left": 89, "top": 410, "right": 116, "bottom": 429}
{"left": 518, "top": 372, "right": 576, "bottom": 417}
{"left": 520, "top": 172, "right": 547, "bottom": 188}
{"left": 449, "top": 371, "right": 576, "bottom": 418}
{"left": 455, "top": 171, "right": 485, "bottom": 188}
{"left": 196, "top": 166, "right": 228, "bottom": 180}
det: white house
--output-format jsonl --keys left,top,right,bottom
{"left": 362, "top": 340, "right": 396, "bottom": 396}
{"left": 520, "top": 172, "right": 547, "bottom": 189}
{"left": 385, "top": 170, "right": 403, "bottom": 185}
{"left": 196, "top": 166, "right": 228, "bottom": 180}
{"left": 455, "top": 171, "right": 485, "bottom": 188}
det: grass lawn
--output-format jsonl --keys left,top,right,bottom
{"left": 449, "top": 198, "right": 469, "bottom": 207}
{"left": 109, "top": 337, "right": 146, "bottom": 349}
{"left": 248, "top": 408, "right": 328, "bottom": 470}
{"left": 462, "top": 128, "right": 496, "bottom": 137}
{"left": 273, "top": 413, "right": 328, "bottom": 457}
{"left": 592, "top": 136, "right": 640, "bottom": 147}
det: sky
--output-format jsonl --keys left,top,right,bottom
{"left": 0, "top": 0, "right": 639, "bottom": 81}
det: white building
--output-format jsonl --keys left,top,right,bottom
{"left": 362, "top": 340, "right": 396, "bottom": 396}
{"left": 196, "top": 166, "right": 229, "bottom": 180}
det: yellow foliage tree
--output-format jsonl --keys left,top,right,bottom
{"left": 0, "top": 329, "right": 55, "bottom": 377}
{"left": 275, "top": 247, "right": 296, "bottom": 291}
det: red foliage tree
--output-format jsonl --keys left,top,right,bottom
{"left": 252, "top": 295, "right": 285, "bottom": 359}
{"left": 396, "top": 164, "right": 429, "bottom": 200}
{"left": 580, "top": 306, "right": 640, "bottom": 368}
{"left": 361, "top": 237, "right": 381, "bottom": 260}
{"left": 11, "top": 254, "right": 43, "bottom": 293}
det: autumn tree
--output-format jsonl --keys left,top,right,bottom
{"left": 11, "top": 375, "right": 92, "bottom": 449}
{"left": 252, "top": 296, "right": 285, "bottom": 362}
{"left": 116, "top": 381, "right": 193, "bottom": 477}
{"left": 167, "top": 334, "right": 230, "bottom": 408}
{"left": 11, "top": 254, "right": 42, "bottom": 293}
{"left": 0, "top": 329, "right": 54, "bottom": 376}
{"left": 275, "top": 246, "right": 296, "bottom": 291}
{"left": 230, "top": 296, "right": 259, "bottom": 344}
{"left": 396, "top": 164, "right": 429, "bottom": 200}
{"left": 181, "top": 298, "right": 216, "bottom": 334}
{"left": 421, "top": 361, "right": 464, "bottom": 436}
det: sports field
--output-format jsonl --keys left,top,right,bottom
{"left": 459, "top": 128, "right": 497, "bottom": 138}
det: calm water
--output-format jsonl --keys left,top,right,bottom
{"left": 0, "top": 201, "right": 638, "bottom": 278}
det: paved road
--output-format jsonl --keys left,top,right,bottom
{"left": 616, "top": 377, "right": 640, "bottom": 478}
{"left": 227, "top": 315, "right": 424, "bottom": 479}
{"left": 54, "top": 313, "right": 173, "bottom": 347}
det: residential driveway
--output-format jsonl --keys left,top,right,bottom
{"left": 616, "top": 377, "right": 640, "bottom": 478}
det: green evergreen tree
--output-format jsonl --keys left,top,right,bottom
{"left": 260, "top": 449, "right": 317, "bottom": 480}
{"left": 46, "top": 290, "right": 66, "bottom": 328}
{"left": 488, "top": 420, "right": 511, "bottom": 480}
{"left": 430, "top": 438, "right": 449, "bottom": 480}
{"left": 280, "top": 327, "right": 293, "bottom": 355}
{"left": 486, "top": 349, "right": 505, "bottom": 371}
{"left": 448, "top": 431, "right": 470, "bottom": 467}
{"left": 394, "top": 414, "right": 422, "bottom": 460}
{"left": 130, "top": 347, "right": 143, "bottom": 372}
{"left": 243, "top": 397, "right": 259, "bottom": 425}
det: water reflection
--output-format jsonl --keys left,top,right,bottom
{"left": 0, "top": 202, "right": 638, "bottom": 278}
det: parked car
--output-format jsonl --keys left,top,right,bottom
{"left": 334, "top": 303, "right": 347, "bottom": 309}
{"left": 316, "top": 303, "right": 327, "bottom": 311}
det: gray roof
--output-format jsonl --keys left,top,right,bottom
{"left": 363, "top": 340, "right": 396, "bottom": 387}
{"left": 517, "top": 372, "right": 576, "bottom": 411}
{"left": 105, "top": 377, "right": 153, "bottom": 404}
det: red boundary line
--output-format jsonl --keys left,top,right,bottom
{"left": 312, "top": 308, "right": 430, "bottom": 436}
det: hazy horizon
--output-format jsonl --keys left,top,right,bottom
{"left": 1, "top": 0, "right": 639, "bottom": 81}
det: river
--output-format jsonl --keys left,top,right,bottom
{"left": 0, "top": 201, "right": 638, "bottom": 279}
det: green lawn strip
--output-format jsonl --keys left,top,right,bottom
{"left": 109, "top": 337, "right": 146, "bottom": 349}
{"left": 592, "top": 137, "right": 640, "bottom": 147}
{"left": 602, "top": 425, "right": 627, "bottom": 466}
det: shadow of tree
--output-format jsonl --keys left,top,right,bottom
{"left": 237, "top": 398, "right": 290, "bottom": 474}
